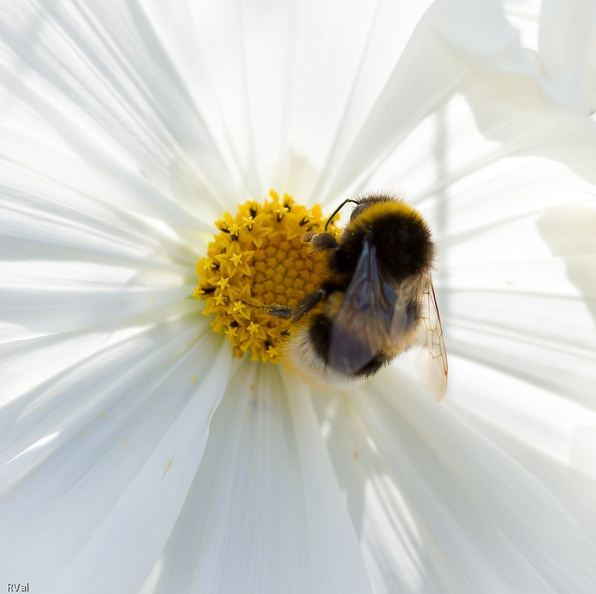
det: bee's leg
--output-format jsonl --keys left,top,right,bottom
{"left": 268, "top": 281, "right": 335, "bottom": 322}
{"left": 241, "top": 294, "right": 324, "bottom": 321}
{"left": 239, "top": 302, "right": 294, "bottom": 319}
{"left": 266, "top": 304, "right": 294, "bottom": 319}
{"left": 303, "top": 232, "right": 339, "bottom": 251}
{"left": 293, "top": 288, "right": 327, "bottom": 321}
{"left": 254, "top": 284, "right": 328, "bottom": 321}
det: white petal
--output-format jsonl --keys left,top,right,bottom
{"left": 284, "top": 376, "right": 373, "bottom": 593}
{"left": 502, "top": 0, "right": 541, "bottom": 51}
{"left": 123, "top": 0, "right": 435, "bottom": 203}
{"left": 497, "top": 0, "right": 596, "bottom": 113}
{"left": 308, "top": 387, "right": 447, "bottom": 593}
{"left": 313, "top": 370, "right": 596, "bottom": 592}
{"left": 0, "top": 3, "right": 233, "bottom": 224}
{"left": 449, "top": 355, "right": 596, "bottom": 524}
{"left": 142, "top": 365, "right": 371, "bottom": 594}
{"left": 321, "top": 0, "right": 546, "bottom": 201}
{"left": 538, "top": 0, "right": 596, "bottom": 113}
{"left": 0, "top": 330, "right": 233, "bottom": 593}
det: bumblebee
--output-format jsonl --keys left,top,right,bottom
{"left": 269, "top": 194, "right": 448, "bottom": 400}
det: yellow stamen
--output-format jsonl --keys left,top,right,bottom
{"left": 195, "top": 190, "right": 338, "bottom": 363}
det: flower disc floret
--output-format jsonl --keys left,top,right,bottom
{"left": 195, "top": 190, "right": 338, "bottom": 363}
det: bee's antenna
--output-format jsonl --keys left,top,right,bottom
{"left": 325, "top": 199, "right": 358, "bottom": 231}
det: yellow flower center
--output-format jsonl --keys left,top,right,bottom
{"left": 194, "top": 190, "right": 338, "bottom": 363}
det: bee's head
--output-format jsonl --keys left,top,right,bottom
{"left": 349, "top": 194, "right": 395, "bottom": 222}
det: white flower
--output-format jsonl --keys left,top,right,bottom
{"left": 1, "top": 1, "right": 596, "bottom": 593}
{"left": 502, "top": 0, "right": 596, "bottom": 113}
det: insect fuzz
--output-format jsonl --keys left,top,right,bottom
{"left": 274, "top": 194, "right": 448, "bottom": 400}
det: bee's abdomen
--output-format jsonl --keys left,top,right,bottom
{"left": 349, "top": 353, "right": 392, "bottom": 378}
{"left": 309, "top": 313, "right": 332, "bottom": 361}
{"left": 308, "top": 312, "right": 392, "bottom": 378}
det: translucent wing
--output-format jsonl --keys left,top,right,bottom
{"left": 328, "top": 239, "right": 397, "bottom": 375}
{"left": 415, "top": 274, "right": 448, "bottom": 401}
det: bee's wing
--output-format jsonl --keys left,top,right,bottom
{"left": 328, "top": 239, "right": 398, "bottom": 375}
{"left": 415, "top": 274, "right": 448, "bottom": 401}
